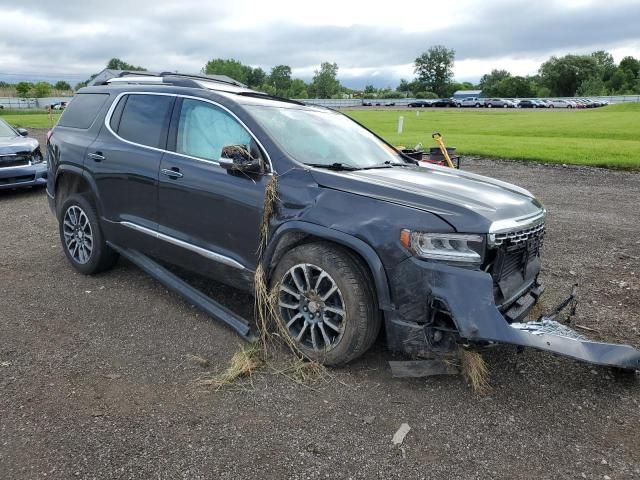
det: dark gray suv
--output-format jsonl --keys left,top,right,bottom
{"left": 45, "top": 72, "right": 639, "bottom": 370}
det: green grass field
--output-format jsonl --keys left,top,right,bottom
{"left": 0, "top": 110, "right": 62, "bottom": 129}
{"left": 346, "top": 103, "right": 640, "bottom": 169}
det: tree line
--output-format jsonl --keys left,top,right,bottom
{"left": 3, "top": 49, "right": 639, "bottom": 100}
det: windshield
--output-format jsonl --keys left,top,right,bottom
{"left": 245, "top": 105, "right": 404, "bottom": 169}
{"left": 0, "top": 120, "right": 17, "bottom": 138}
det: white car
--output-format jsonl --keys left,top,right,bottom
{"left": 547, "top": 99, "right": 576, "bottom": 109}
{"left": 457, "top": 97, "right": 484, "bottom": 108}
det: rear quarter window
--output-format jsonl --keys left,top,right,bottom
{"left": 57, "top": 93, "right": 110, "bottom": 129}
{"left": 114, "top": 94, "right": 174, "bottom": 149}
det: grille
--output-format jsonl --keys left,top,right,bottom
{"left": 491, "top": 222, "right": 545, "bottom": 282}
{"left": 491, "top": 221, "right": 545, "bottom": 247}
{"left": 0, "top": 154, "right": 30, "bottom": 168}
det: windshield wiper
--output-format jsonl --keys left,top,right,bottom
{"left": 361, "top": 160, "right": 413, "bottom": 169}
{"left": 304, "top": 162, "right": 361, "bottom": 171}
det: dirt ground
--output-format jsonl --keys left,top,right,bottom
{"left": 1, "top": 130, "right": 639, "bottom": 479}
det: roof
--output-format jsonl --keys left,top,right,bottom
{"left": 88, "top": 69, "right": 246, "bottom": 88}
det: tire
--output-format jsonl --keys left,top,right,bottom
{"left": 487, "top": 104, "right": 492, "bottom": 108}
{"left": 475, "top": 103, "right": 480, "bottom": 108}
{"left": 58, "top": 193, "right": 119, "bottom": 275}
{"left": 271, "top": 242, "right": 381, "bottom": 366}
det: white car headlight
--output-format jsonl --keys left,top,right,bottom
{"left": 400, "top": 230, "right": 484, "bottom": 264}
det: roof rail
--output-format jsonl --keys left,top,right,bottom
{"left": 159, "top": 71, "right": 245, "bottom": 88}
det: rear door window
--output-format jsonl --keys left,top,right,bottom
{"left": 115, "top": 94, "right": 175, "bottom": 149}
{"left": 58, "top": 93, "right": 110, "bottom": 129}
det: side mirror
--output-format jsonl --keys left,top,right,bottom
{"left": 17, "top": 128, "right": 28, "bottom": 137}
{"left": 219, "top": 144, "right": 262, "bottom": 174}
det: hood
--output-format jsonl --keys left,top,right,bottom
{"left": 0, "top": 135, "right": 39, "bottom": 155}
{"left": 310, "top": 164, "right": 544, "bottom": 233}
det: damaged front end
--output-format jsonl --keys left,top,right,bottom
{"left": 386, "top": 220, "right": 640, "bottom": 372}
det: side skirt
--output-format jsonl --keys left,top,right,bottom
{"left": 107, "top": 242, "right": 256, "bottom": 342}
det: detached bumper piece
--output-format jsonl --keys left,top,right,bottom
{"left": 387, "top": 261, "right": 640, "bottom": 371}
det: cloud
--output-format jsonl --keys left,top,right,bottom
{"left": 1, "top": 0, "right": 639, "bottom": 87}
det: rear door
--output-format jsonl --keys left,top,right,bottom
{"left": 87, "top": 92, "right": 175, "bottom": 252}
{"left": 155, "top": 97, "right": 269, "bottom": 286}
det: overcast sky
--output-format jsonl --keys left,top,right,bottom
{"left": 1, "top": 0, "right": 640, "bottom": 88}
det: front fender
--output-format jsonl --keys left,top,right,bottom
{"left": 263, "top": 220, "right": 394, "bottom": 311}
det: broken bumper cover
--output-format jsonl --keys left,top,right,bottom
{"left": 386, "top": 260, "right": 640, "bottom": 370}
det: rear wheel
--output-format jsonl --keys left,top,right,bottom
{"left": 59, "top": 194, "right": 119, "bottom": 275}
{"left": 271, "top": 242, "right": 381, "bottom": 366}
{"left": 487, "top": 104, "right": 493, "bottom": 108}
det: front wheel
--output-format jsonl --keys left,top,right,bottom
{"left": 59, "top": 194, "right": 119, "bottom": 275}
{"left": 271, "top": 242, "right": 381, "bottom": 366}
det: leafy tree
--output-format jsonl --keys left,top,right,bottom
{"left": 259, "top": 82, "right": 277, "bottom": 96}
{"left": 479, "top": 69, "right": 511, "bottom": 95}
{"left": 32, "top": 82, "right": 52, "bottom": 98}
{"left": 203, "top": 58, "right": 249, "bottom": 85}
{"left": 397, "top": 79, "right": 411, "bottom": 92}
{"left": 415, "top": 91, "right": 437, "bottom": 99}
{"left": 619, "top": 56, "right": 640, "bottom": 79}
{"left": 488, "top": 76, "right": 535, "bottom": 98}
{"left": 246, "top": 67, "right": 267, "bottom": 89}
{"left": 414, "top": 45, "right": 455, "bottom": 97}
{"left": 15, "top": 82, "right": 33, "bottom": 98}
{"left": 288, "top": 79, "right": 308, "bottom": 98}
{"left": 539, "top": 54, "right": 599, "bottom": 96}
{"left": 363, "top": 84, "right": 377, "bottom": 94}
{"left": 577, "top": 77, "right": 607, "bottom": 96}
{"left": 106, "top": 58, "right": 145, "bottom": 71}
{"left": 311, "top": 62, "right": 340, "bottom": 98}
{"left": 269, "top": 65, "right": 292, "bottom": 96}
{"left": 0, "top": 81, "right": 9, "bottom": 88}
{"left": 54, "top": 80, "right": 72, "bottom": 90}
{"left": 591, "top": 50, "right": 616, "bottom": 81}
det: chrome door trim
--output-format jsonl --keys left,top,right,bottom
{"left": 120, "top": 221, "right": 246, "bottom": 270}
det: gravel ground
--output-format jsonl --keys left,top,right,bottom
{"left": 1, "top": 130, "right": 639, "bottom": 479}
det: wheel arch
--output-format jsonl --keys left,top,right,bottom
{"left": 263, "top": 221, "right": 394, "bottom": 311}
{"left": 54, "top": 166, "right": 101, "bottom": 218}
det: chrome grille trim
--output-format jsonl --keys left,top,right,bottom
{"left": 490, "top": 222, "right": 545, "bottom": 247}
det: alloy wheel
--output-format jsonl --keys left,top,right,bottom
{"left": 62, "top": 205, "right": 93, "bottom": 264}
{"left": 278, "top": 263, "right": 346, "bottom": 352}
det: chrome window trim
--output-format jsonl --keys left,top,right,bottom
{"left": 104, "top": 91, "right": 273, "bottom": 172}
{"left": 120, "top": 221, "right": 246, "bottom": 271}
{"left": 488, "top": 209, "right": 546, "bottom": 234}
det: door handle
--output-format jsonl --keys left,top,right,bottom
{"left": 161, "top": 167, "right": 183, "bottom": 179}
{"left": 88, "top": 152, "right": 105, "bottom": 162}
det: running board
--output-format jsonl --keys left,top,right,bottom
{"left": 107, "top": 242, "right": 256, "bottom": 342}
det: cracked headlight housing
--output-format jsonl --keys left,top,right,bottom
{"left": 401, "top": 230, "right": 485, "bottom": 265}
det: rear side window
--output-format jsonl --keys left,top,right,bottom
{"left": 58, "top": 93, "right": 109, "bottom": 129}
{"left": 115, "top": 94, "right": 174, "bottom": 149}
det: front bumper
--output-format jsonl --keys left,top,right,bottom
{"left": 0, "top": 162, "right": 47, "bottom": 190}
{"left": 385, "top": 259, "right": 640, "bottom": 370}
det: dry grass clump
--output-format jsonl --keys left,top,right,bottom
{"left": 198, "top": 343, "right": 263, "bottom": 391}
{"left": 203, "top": 173, "right": 328, "bottom": 391}
{"left": 458, "top": 349, "right": 491, "bottom": 394}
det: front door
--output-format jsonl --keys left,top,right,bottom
{"left": 156, "top": 97, "right": 268, "bottom": 289}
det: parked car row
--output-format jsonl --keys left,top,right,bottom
{"left": 404, "top": 97, "right": 610, "bottom": 109}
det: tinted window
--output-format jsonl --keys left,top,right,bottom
{"left": 117, "top": 94, "right": 174, "bottom": 149}
{"left": 175, "top": 99, "right": 251, "bottom": 161}
{"left": 58, "top": 93, "right": 110, "bottom": 129}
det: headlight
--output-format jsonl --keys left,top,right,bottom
{"left": 400, "top": 230, "right": 484, "bottom": 264}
